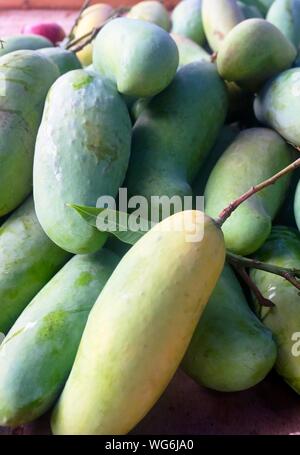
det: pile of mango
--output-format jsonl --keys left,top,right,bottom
{"left": 1, "top": 0, "right": 300, "bottom": 435}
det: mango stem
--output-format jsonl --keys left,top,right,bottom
{"left": 216, "top": 155, "right": 300, "bottom": 227}
{"left": 67, "top": 0, "right": 91, "bottom": 44}
{"left": 227, "top": 252, "right": 300, "bottom": 293}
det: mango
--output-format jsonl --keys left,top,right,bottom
{"left": 127, "top": 1, "right": 171, "bottom": 31}
{"left": 0, "top": 197, "right": 71, "bottom": 335}
{"left": 51, "top": 210, "right": 225, "bottom": 435}
{"left": 93, "top": 18, "right": 179, "bottom": 98}
{"left": 267, "top": 0, "right": 300, "bottom": 48}
{"left": 193, "top": 124, "right": 240, "bottom": 197}
{"left": 0, "top": 35, "right": 52, "bottom": 57}
{"left": 183, "top": 264, "right": 277, "bottom": 392}
{"left": 34, "top": 70, "right": 131, "bottom": 254}
{"left": 38, "top": 47, "right": 82, "bottom": 75}
{"left": 73, "top": 3, "right": 114, "bottom": 66}
{"left": 239, "top": 0, "right": 274, "bottom": 15}
{"left": 293, "top": 177, "right": 300, "bottom": 229}
{"left": 0, "top": 50, "right": 59, "bottom": 216}
{"left": 254, "top": 68, "right": 300, "bottom": 145}
{"left": 217, "top": 19, "right": 296, "bottom": 91}
{"left": 237, "top": 1, "right": 264, "bottom": 17}
{"left": 171, "top": 0, "right": 206, "bottom": 45}
{"left": 126, "top": 62, "right": 228, "bottom": 221}
{"left": 250, "top": 226, "right": 300, "bottom": 393}
{"left": 205, "top": 128, "right": 293, "bottom": 255}
{"left": 171, "top": 33, "right": 210, "bottom": 67}
{"left": 202, "top": 0, "right": 244, "bottom": 52}
{"left": 0, "top": 249, "right": 119, "bottom": 427}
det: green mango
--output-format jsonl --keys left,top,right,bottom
{"left": 0, "top": 50, "right": 59, "bottom": 216}
{"left": 127, "top": 0, "right": 171, "bottom": 31}
{"left": 202, "top": 0, "right": 244, "bottom": 52}
{"left": 38, "top": 47, "right": 82, "bottom": 75}
{"left": 0, "top": 35, "right": 52, "bottom": 57}
{"left": 294, "top": 177, "right": 300, "bottom": 230}
{"left": 33, "top": 70, "right": 132, "bottom": 254}
{"left": 0, "top": 249, "right": 119, "bottom": 427}
{"left": 254, "top": 68, "right": 300, "bottom": 145}
{"left": 131, "top": 97, "right": 150, "bottom": 122}
{"left": 217, "top": 19, "right": 296, "bottom": 91}
{"left": 237, "top": 1, "right": 264, "bottom": 17}
{"left": 51, "top": 211, "right": 226, "bottom": 435}
{"left": 0, "top": 197, "right": 71, "bottom": 335}
{"left": 171, "top": 0, "right": 206, "bottom": 46}
{"left": 93, "top": 18, "right": 179, "bottom": 97}
{"left": 126, "top": 62, "right": 228, "bottom": 222}
{"left": 250, "top": 226, "right": 300, "bottom": 393}
{"left": 239, "top": 0, "right": 274, "bottom": 15}
{"left": 205, "top": 128, "right": 293, "bottom": 255}
{"left": 267, "top": 0, "right": 300, "bottom": 49}
{"left": 183, "top": 264, "right": 277, "bottom": 392}
{"left": 171, "top": 33, "right": 210, "bottom": 67}
{"left": 193, "top": 124, "right": 240, "bottom": 197}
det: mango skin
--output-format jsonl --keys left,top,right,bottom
{"left": 0, "top": 249, "right": 119, "bottom": 427}
{"left": 0, "top": 197, "right": 71, "bottom": 335}
{"left": 205, "top": 128, "right": 293, "bottom": 255}
{"left": 33, "top": 70, "right": 132, "bottom": 254}
{"left": 294, "top": 178, "right": 300, "bottom": 230}
{"left": 254, "top": 68, "right": 300, "bottom": 146}
{"left": 171, "top": 0, "right": 206, "bottom": 46}
{"left": 239, "top": 0, "right": 274, "bottom": 15}
{"left": 126, "top": 62, "right": 228, "bottom": 221}
{"left": 237, "top": 1, "right": 263, "bottom": 17}
{"left": 0, "top": 35, "right": 52, "bottom": 57}
{"left": 51, "top": 211, "right": 225, "bottom": 435}
{"left": 217, "top": 19, "right": 296, "bottom": 91}
{"left": 0, "top": 50, "right": 60, "bottom": 216}
{"left": 93, "top": 18, "right": 179, "bottom": 98}
{"left": 171, "top": 33, "right": 210, "bottom": 67}
{"left": 193, "top": 124, "right": 240, "bottom": 197}
{"left": 251, "top": 226, "right": 300, "bottom": 394}
{"left": 202, "top": 0, "right": 244, "bottom": 52}
{"left": 38, "top": 47, "right": 82, "bottom": 75}
{"left": 183, "top": 265, "right": 277, "bottom": 392}
{"left": 127, "top": 1, "right": 171, "bottom": 31}
{"left": 73, "top": 3, "right": 114, "bottom": 66}
{"left": 267, "top": 0, "right": 300, "bottom": 48}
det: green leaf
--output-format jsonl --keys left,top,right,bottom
{"left": 67, "top": 203, "right": 148, "bottom": 245}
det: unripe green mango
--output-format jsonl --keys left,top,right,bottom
{"left": 93, "top": 18, "right": 179, "bottom": 98}
{"left": 217, "top": 19, "right": 296, "bottom": 91}
{"left": 267, "top": 0, "right": 300, "bottom": 48}
{"left": 0, "top": 197, "right": 71, "bottom": 335}
{"left": 250, "top": 226, "right": 300, "bottom": 393}
{"left": 126, "top": 62, "right": 228, "bottom": 221}
{"left": 171, "top": 33, "right": 210, "bottom": 67}
{"left": 33, "top": 70, "right": 132, "bottom": 254}
{"left": 171, "top": 0, "right": 206, "bottom": 46}
{"left": 237, "top": 1, "right": 264, "bottom": 17}
{"left": 0, "top": 50, "right": 59, "bottom": 217}
{"left": 202, "top": 0, "right": 244, "bottom": 52}
{"left": 127, "top": 1, "right": 171, "bottom": 31}
{"left": 0, "top": 35, "right": 52, "bottom": 57}
{"left": 193, "top": 124, "right": 240, "bottom": 197}
{"left": 294, "top": 177, "right": 300, "bottom": 229}
{"left": 183, "top": 264, "right": 277, "bottom": 392}
{"left": 38, "top": 47, "right": 82, "bottom": 75}
{"left": 239, "top": 0, "right": 274, "bottom": 15}
{"left": 51, "top": 211, "right": 225, "bottom": 435}
{"left": 254, "top": 68, "right": 300, "bottom": 145}
{"left": 205, "top": 128, "right": 293, "bottom": 255}
{"left": 0, "top": 249, "right": 119, "bottom": 427}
